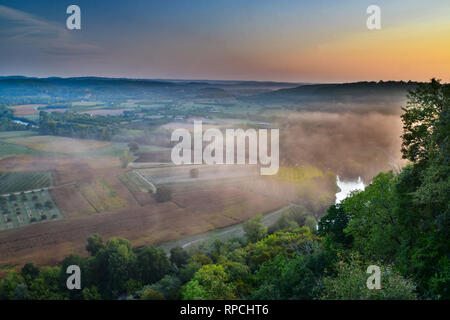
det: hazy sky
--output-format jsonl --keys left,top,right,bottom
{"left": 1, "top": 0, "right": 449, "bottom": 82}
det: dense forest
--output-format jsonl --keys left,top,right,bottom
{"left": 0, "top": 80, "right": 448, "bottom": 300}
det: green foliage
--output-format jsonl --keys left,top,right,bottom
{"left": 82, "top": 286, "right": 102, "bottom": 300}
{"left": 136, "top": 246, "right": 171, "bottom": 285}
{"left": 85, "top": 233, "right": 106, "bottom": 256}
{"left": 243, "top": 215, "right": 267, "bottom": 243}
{"left": 401, "top": 79, "right": 449, "bottom": 163}
{"left": 170, "top": 246, "right": 190, "bottom": 268}
{"left": 0, "top": 271, "right": 24, "bottom": 300}
{"left": 21, "top": 263, "right": 40, "bottom": 284}
{"left": 322, "top": 255, "right": 416, "bottom": 300}
{"left": 342, "top": 172, "right": 401, "bottom": 261}
{"left": 120, "top": 150, "right": 133, "bottom": 168}
{"left": 250, "top": 253, "right": 323, "bottom": 300}
{"left": 140, "top": 288, "right": 165, "bottom": 300}
{"left": 182, "top": 264, "right": 235, "bottom": 300}
{"left": 318, "top": 204, "right": 353, "bottom": 249}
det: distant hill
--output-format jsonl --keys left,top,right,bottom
{"left": 244, "top": 81, "right": 421, "bottom": 103}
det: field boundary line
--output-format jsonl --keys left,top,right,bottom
{"left": 116, "top": 173, "right": 142, "bottom": 206}
{"left": 133, "top": 170, "right": 157, "bottom": 194}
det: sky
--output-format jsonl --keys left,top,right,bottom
{"left": 0, "top": 0, "right": 449, "bottom": 82}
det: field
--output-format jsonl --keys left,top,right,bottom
{"left": 11, "top": 104, "right": 45, "bottom": 116}
{"left": 0, "top": 162, "right": 288, "bottom": 269}
{"left": 77, "top": 176, "right": 136, "bottom": 212}
{"left": 0, "top": 185, "right": 286, "bottom": 268}
{"left": 0, "top": 190, "right": 62, "bottom": 230}
{"left": 50, "top": 184, "right": 96, "bottom": 218}
{"left": 0, "top": 171, "right": 52, "bottom": 194}
{"left": 4, "top": 135, "right": 111, "bottom": 154}
{"left": 0, "top": 134, "right": 331, "bottom": 272}
{"left": 118, "top": 171, "right": 156, "bottom": 205}
{"left": 78, "top": 109, "right": 131, "bottom": 116}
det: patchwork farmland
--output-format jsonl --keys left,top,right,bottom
{"left": 0, "top": 132, "right": 329, "bottom": 274}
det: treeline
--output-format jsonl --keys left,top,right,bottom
{"left": 0, "top": 106, "right": 29, "bottom": 131}
{"left": 319, "top": 79, "right": 449, "bottom": 299}
{"left": 0, "top": 80, "right": 447, "bottom": 300}
{"left": 0, "top": 209, "right": 417, "bottom": 300}
{"left": 38, "top": 111, "right": 120, "bottom": 141}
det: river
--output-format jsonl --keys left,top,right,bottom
{"left": 335, "top": 175, "right": 365, "bottom": 204}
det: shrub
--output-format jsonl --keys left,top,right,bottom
{"left": 155, "top": 186, "right": 172, "bottom": 203}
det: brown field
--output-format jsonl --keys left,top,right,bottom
{"left": 0, "top": 155, "right": 122, "bottom": 185}
{"left": 5, "top": 136, "right": 111, "bottom": 154}
{"left": 11, "top": 104, "right": 45, "bottom": 116}
{"left": 78, "top": 108, "right": 131, "bottom": 116}
{"left": 50, "top": 184, "right": 97, "bottom": 218}
{"left": 0, "top": 186, "right": 286, "bottom": 270}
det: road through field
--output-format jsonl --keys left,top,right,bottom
{"left": 158, "top": 203, "right": 296, "bottom": 253}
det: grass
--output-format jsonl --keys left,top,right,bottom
{"left": 78, "top": 179, "right": 128, "bottom": 212}
{"left": 0, "top": 131, "right": 37, "bottom": 139}
{"left": 0, "top": 171, "right": 52, "bottom": 194}
{"left": 0, "top": 190, "right": 62, "bottom": 230}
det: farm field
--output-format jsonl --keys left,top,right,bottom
{"left": 0, "top": 190, "right": 61, "bottom": 231}
{"left": 118, "top": 171, "right": 156, "bottom": 205}
{"left": 77, "top": 108, "right": 132, "bottom": 116}
{"left": 11, "top": 104, "right": 45, "bottom": 116}
{"left": 0, "top": 154, "right": 122, "bottom": 185}
{"left": 137, "top": 164, "right": 259, "bottom": 185}
{"left": 50, "top": 184, "right": 96, "bottom": 218}
{"left": 77, "top": 176, "right": 137, "bottom": 213}
{"left": 0, "top": 131, "right": 50, "bottom": 160}
{"left": 0, "top": 184, "right": 286, "bottom": 268}
{"left": 4, "top": 135, "right": 111, "bottom": 154}
{"left": 0, "top": 171, "right": 52, "bottom": 194}
{"left": 0, "top": 137, "right": 333, "bottom": 274}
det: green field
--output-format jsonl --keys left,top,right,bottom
{"left": 0, "top": 131, "right": 50, "bottom": 160}
{"left": 0, "top": 190, "right": 62, "bottom": 230}
{"left": 0, "top": 171, "right": 53, "bottom": 194}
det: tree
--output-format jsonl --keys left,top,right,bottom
{"left": 136, "top": 246, "right": 171, "bottom": 285}
{"left": 89, "top": 238, "right": 137, "bottom": 299}
{"left": 155, "top": 186, "right": 172, "bottom": 202}
{"left": 44, "top": 200, "right": 53, "bottom": 209}
{"left": 0, "top": 271, "right": 24, "bottom": 300}
{"left": 128, "top": 141, "right": 139, "bottom": 154}
{"left": 342, "top": 172, "right": 400, "bottom": 262}
{"left": 318, "top": 204, "right": 353, "bottom": 249}
{"left": 401, "top": 79, "right": 449, "bottom": 163}
{"left": 182, "top": 264, "right": 235, "bottom": 299}
{"left": 243, "top": 215, "right": 267, "bottom": 243}
{"left": 82, "top": 286, "right": 102, "bottom": 300}
{"left": 21, "top": 263, "right": 40, "bottom": 284}
{"left": 140, "top": 288, "right": 165, "bottom": 300}
{"left": 170, "top": 246, "right": 190, "bottom": 268}
{"left": 250, "top": 254, "right": 320, "bottom": 300}
{"left": 120, "top": 150, "right": 134, "bottom": 168}
{"left": 86, "top": 234, "right": 105, "bottom": 256}
{"left": 322, "top": 255, "right": 417, "bottom": 300}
